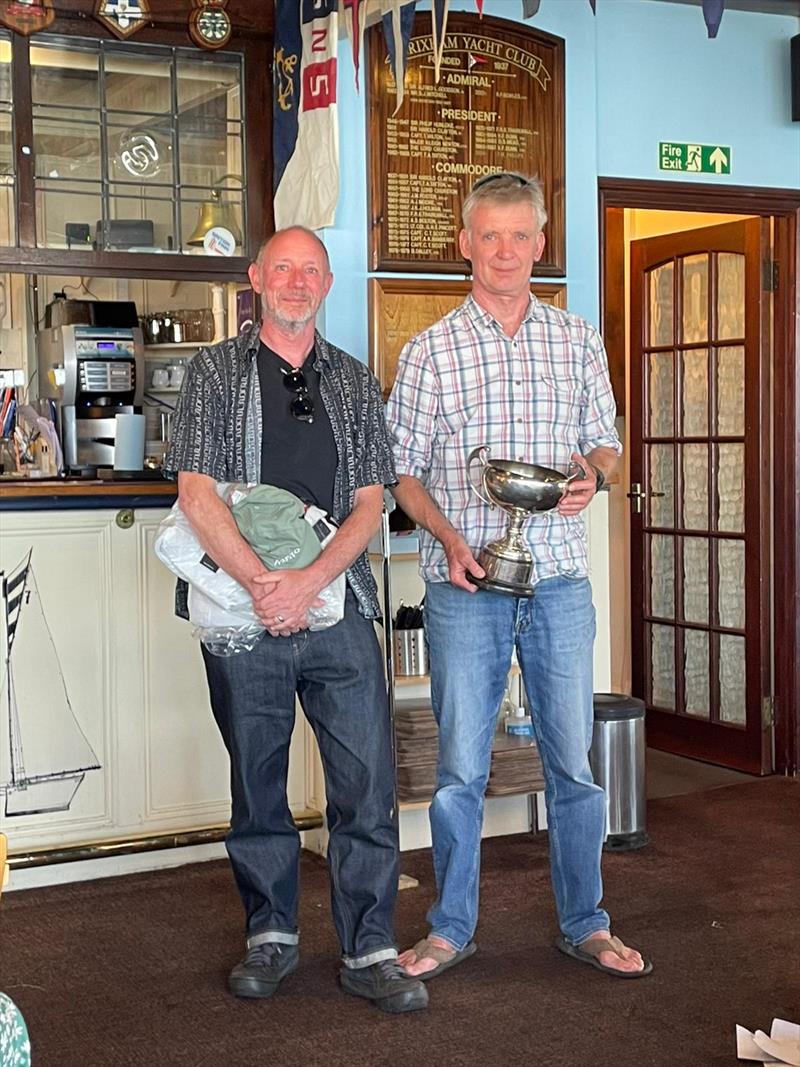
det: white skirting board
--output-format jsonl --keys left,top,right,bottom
{"left": 6, "top": 802, "right": 548, "bottom": 891}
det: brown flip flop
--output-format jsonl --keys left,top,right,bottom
{"left": 402, "top": 937, "right": 478, "bottom": 981}
{"left": 555, "top": 934, "right": 653, "bottom": 978}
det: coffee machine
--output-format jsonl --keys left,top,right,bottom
{"left": 37, "top": 323, "right": 144, "bottom": 471}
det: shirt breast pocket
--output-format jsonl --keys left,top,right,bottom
{"left": 537, "top": 374, "right": 582, "bottom": 426}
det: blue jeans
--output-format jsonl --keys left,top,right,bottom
{"left": 424, "top": 575, "right": 610, "bottom": 950}
{"left": 202, "top": 589, "right": 399, "bottom": 968}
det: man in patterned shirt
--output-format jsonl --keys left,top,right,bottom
{"left": 164, "top": 227, "right": 428, "bottom": 1014}
{"left": 386, "top": 174, "right": 651, "bottom": 980}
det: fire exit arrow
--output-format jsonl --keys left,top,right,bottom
{"left": 709, "top": 146, "right": 728, "bottom": 173}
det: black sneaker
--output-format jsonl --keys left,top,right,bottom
{"left": 228, "top": 942, "right": 299, "bottom": 999}
{"left": 339, "top": 959, "right": 429, "bottom": 1014}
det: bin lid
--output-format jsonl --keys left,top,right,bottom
{"left": 593, "top": 693, "right": 645, "bottom": 722}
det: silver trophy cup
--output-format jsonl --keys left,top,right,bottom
{"left": 466, "top": 446, "right": 582, "bottom": 597}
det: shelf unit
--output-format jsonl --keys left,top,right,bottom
{"left": 143, "top": 342, "right": 205, "bottom": 355}
{"left": 376, "top": 519, "right": 540, "bottom": 816}
{"left": 142, "top": 344, "right": 198, "bottom": 448}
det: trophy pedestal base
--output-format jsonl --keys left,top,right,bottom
{"left": 467, "top": 573, "right": 535, "bottom": 598}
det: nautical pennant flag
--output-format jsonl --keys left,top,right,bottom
{"left": 379, "top": 0, "right": 417, "bottom": 115}
{"left": 342, "top": 0, "right": 367, "bottom": 89}
{"left": 273, "top": 0, "right": 339, "bottom": 231}
{"left": 432, "top": 0, "right": 449, "bottom": 84}
{"left": 475, "top": 0, "right": 484, "bottom": 14}
{"left": 521, "top": 0, "right": 541, "bottom": 16}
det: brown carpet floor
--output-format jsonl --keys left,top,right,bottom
{"left": 1, "top": 778, "right": 798, "bottom": 1067}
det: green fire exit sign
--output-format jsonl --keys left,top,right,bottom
{"left": 659, "top": 142, "right": 732, "bottom": 175}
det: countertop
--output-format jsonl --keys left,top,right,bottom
{"left": 0, "top": 475, "right": 177, "bottom": 510}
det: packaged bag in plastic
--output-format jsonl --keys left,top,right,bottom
{"left": 154, "top": 483, "right": 345, "bottom": 654}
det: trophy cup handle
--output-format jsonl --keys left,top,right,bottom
{"left": 565, "top": 458, "right": 589, "bottom": 486}
{"left": 466, "top": 445, "right": 494, "bottom": 507}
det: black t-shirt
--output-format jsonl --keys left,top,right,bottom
{"left": 257, "top": 342, "right": 337, "bottom": 515}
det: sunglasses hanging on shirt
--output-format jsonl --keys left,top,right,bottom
{"left": 281, "top": 367, "right": 315, "bottom": 424}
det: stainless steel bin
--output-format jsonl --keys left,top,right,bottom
{"left": 393, "top": 628, "right": 428, "bottom": 677}
{"left": 589, "top": 693, "right": 648, "bottom": 851}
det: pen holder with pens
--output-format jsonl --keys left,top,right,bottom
{"left": 393, "top": 601, "right": 428, "bottom": 676}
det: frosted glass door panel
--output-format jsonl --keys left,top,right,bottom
{"left": 650, "top": 624, "right": 675, "bottom": 710}
{"left": 682, "top": 444, "right": 708, "bottom": 530}
{"left": 717, "top": 253, "right": 745, "bottom": 340}
{"left": 649, "top": 445, "right": 674, "bottom": 528}
{"left": 682, "top": 537, "right": 709, "bottom": 624}
{"left": 715, "top": 347, "right": 745, "bottom": 436}
{"left": 650, "top": 534, "right": 675, "bottom": 618}
{"left": 716, "top": 444, "right": 745, "bottom": 533}
{"left": 718, "top": 540, "right": 745, "bottom": 629}
{"left": 719, "top": 635, "right": 746, "bottom": 725}
{"left": 649, "top": 262, "right": 674, "bottom": 346}
{"left": 682, "top": 255, "right": 709, "bottom": 343}
{"left": 684, "top": 631, "right": 710, "bottom": 719}
{"left": 649, "top": 352, "right": 674, "bottom": 438}
{"left": 681, "top": 350, "right": 708, "bottom": 437}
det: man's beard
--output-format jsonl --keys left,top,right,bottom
{"left": 262, "top": 292, "right": 317, "bottom": 334}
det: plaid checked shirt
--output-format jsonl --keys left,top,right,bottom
{"left": 385, "top": 294, "right": 622, "bottom": 585}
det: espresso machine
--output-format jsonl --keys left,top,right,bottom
{"left": 37, "top": 322, "right": 144, "bottom": 472}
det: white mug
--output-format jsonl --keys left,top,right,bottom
{"left": 151, "top": 367, "right": 169, "bottom": 388}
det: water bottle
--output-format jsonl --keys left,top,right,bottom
{"left": 505, "top": 706, "right": 534, "bottom": 738}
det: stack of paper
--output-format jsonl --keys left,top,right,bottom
{"left": 737, "top": 1019, "right": 800, "bottom": 1065}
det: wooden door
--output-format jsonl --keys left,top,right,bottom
{"left": 630, "top": 219, "right": 771, "bottom": 773}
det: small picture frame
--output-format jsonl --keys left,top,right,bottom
{"left": 234, "top": 286, "right": 255, "bottom": 335}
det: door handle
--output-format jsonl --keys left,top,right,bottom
{"left": 626, "top": 482, "right": 665, "bottom": 514}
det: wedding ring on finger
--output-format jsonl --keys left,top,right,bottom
{"left": 274, "top": 614, "right": 285, "bottom": 624}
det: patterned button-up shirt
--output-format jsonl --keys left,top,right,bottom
{"left": 164, "top": 321, "right": 396, "bottom": 618}
{"left": 385, "top": 294, "right": 622, "bottom": 585}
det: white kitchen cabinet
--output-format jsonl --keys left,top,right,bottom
{"left": 0, "top": 505, "right": 311, "bottom": 856}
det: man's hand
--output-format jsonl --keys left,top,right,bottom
{"left": 251, "top": 569, "right": 326, "bottom": 637}
{"left": 443, "top": 533, "right": 485, "bottom": 592}
{"left": 557, "top": 452, "right": 598, "bottom": 517}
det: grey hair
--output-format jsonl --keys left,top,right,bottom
{"left": 255, "top": 226, "right": 331, "bottom": 271}
{"left": 462, "top": 172, "right": 548, "bottom": 233}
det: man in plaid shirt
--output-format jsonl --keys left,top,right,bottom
{"left": 386, "top": 173, "right": 651, "bottom": 980}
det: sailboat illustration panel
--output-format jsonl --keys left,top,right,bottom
{"left": 1, "top": 552, "right": 101, "bottom": 817}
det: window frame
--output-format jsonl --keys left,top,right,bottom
{"left": 0, "top": 2, "right": 271, "bottom": 282}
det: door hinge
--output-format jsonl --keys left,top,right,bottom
{"left": 761, "top": 695, "right": 775, "bottom": 728}
{"left": 762, "top": 259, "right": 778, "bottom": 293}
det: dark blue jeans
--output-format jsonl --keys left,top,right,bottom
{"left": 202, "top": 590, "right": 399, "bottom": 968}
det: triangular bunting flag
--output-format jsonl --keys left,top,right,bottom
{"left": 701, "top": 0, "right": 725, "bottom": 38}
{"left": 522, "top": 0, "right": 541, "bottom": 18}
{"left": 432, "top": 0, "right": 449, "bottom": 84}
{"left": 380, "top": 0, "right": 417, "bottom": 115}
{"left": 342, "top": 0, "right": 367, "bottom": 89}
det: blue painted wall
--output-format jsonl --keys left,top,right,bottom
{"left": 322, "top": 0, "right": 800, "bottom": 362}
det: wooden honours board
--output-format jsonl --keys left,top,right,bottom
{"left": 367, "top": 12, "right": 565, "bottom": 276}
{"left": 369, "top": 278, "right": 567, "bottom": 400}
